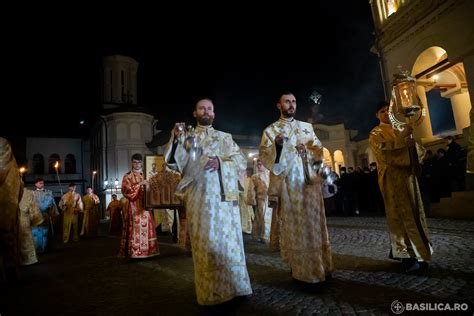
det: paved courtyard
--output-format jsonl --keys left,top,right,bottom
{"left": 1, "top": 216, "right": 473, "bottom": 315}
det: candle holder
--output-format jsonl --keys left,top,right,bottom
{"left": 389, "top": 66, "right": 426, "bottom": 131}
{"left": 389, "top": 66, "right": 425, "bottom": 177}
{"left": 54, "top": 161, "right": 63, "bottom": 195}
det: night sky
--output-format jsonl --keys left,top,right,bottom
{"left": 5, "top": 2, "right": 385, "bottom": 146}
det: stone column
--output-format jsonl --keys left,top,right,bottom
{"left": 450, "top": 92, "right": 472, "bottom": 135}
{"left": 415, "top": 85, "right": 435, "bottom": 142}
{"left": 462, "top": 55, "right": 474, "bottom": 188}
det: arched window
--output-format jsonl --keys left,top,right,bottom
{"left": 386, "top": 0, "right": 398, "bottom": 16}
{"left": 32, "top": 153, "right": 44, "bottom": 174}
{"left": 334, "top": 150, "right": 345, "bottom": 176}
{"left": 48, "top": 154, "right": 61, "bottom": 174}
{"left": 323, "top": 148, "right": 333, "bottom": 169}
{"left": 376, "top": 0, "right": 401, "bottom": 23}
{"left": 65, "top": 154, "right": 76, "bottom": 174}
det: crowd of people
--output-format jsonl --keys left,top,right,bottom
{"left": 0, "top": 142, "right": 109, "bottom": 284}
{"left": 1, "top": 93, "right": 469, "bottom": 306}
{"left": 420, "top": 136, "right": 467, "bottom": 209}
{"left": 322, "top": 164, "right": 384, "bottom": 217}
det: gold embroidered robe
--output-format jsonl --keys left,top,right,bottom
{"left": 369, "top": 123, "right": 432, "bottom": 261}
{"left": 259, "top": 118, "right": 333, "bottom": 283}
{"left": 239, "top": 176, "right": 254, "bottom": 234}
{"left": 247, "top": 170, "right": 272, "bottom": 241}
{"left": 0, "top": 138, "right": 23, "bottom": 282}
{"left": 59, "top": 191, "right": 83, "bottom": 243}
{"left": 81, "top": 193, "right": 100, "bottom": 237}
{"left": 165, "top": 125, "right": 252, "bottom": 305}
{"left": 107, "top": 199, "right": 123, "bottom": 235}
{"left": 19, "top": 189, "right": 43, "bottom": 265}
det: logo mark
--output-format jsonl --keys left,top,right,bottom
{"left": 391, "top": 300, "right": 405, "bottom": 314}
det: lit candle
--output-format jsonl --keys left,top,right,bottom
{"left": 54, "top": 161, "right": 63, "bottom": 195}
{"left": 19, "top": 167, "right": 26, "bottom": 180}
{"left": 402, "top": 89, "right": 409, "bottom": 106}
{"left": 91, "top": 170, "right": 97, "bottom": 190}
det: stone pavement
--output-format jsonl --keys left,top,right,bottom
{"left": 1, "top": 216, "right": 473, "bottom": 315}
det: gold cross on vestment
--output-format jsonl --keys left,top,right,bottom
{"left": 212, "top": 136, "right": 219, "bottom": 142}
{"left": 303, "top": 128, "right": 310, "bottom": 135}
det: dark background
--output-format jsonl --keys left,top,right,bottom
{"left": 3, "top": 2, "right": 385, "bottom": 159}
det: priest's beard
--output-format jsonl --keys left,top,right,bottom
{"left": 281, "top": 107, "right": 296, "bottom": 118}
{"left": 197, "top": 115, "right": 214, "bottom": 126}
{"left": 282, "top": 108, "right": 296, "bottom": 118}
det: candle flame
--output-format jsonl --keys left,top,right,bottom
{"left": 92, "top": 170, "right": 97, "bottom": 175}
{"left": 19, "top": 167, "right": 26, "bottom": 174}
{"left": 54, "top": 161, "right": 59, "bottom": 169}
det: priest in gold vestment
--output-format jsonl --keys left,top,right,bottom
{"left": 369, "top": 102, "right": 432, "bottom": 272}
{"left": 239, "top": 170, "right": 254, "bottom": 234}
{"left": 81, "top": 186, "right": 100, "bottom": 237}
{"left": 59, "top": 183, "right": 83, "bottom": 243}
{"left": 19, "top": 188, "right": 43, "bottom": 265}
{"left": 247, "top": 159, "right": 271, "bottom": 243}
{"left": 259, "top": 92, "right": 333, "bottom": 283}
{"left": 107, "top": 194, "right": 123, "bottom": 235}
{"left": 165, "top": 98, "right": 252, "bottom": 305}
{"left": 0, "top": 137, "right": 23, "bottom": 283}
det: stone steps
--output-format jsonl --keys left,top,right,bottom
{"left": 431, "top": 190, "right": 474, "bottom": 219}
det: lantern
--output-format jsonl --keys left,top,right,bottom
{"left": 389, "top": 67, "right": 425, "bottom": 131}
{"left": 388, "top": 67, "right": 425, "bottom": 177}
